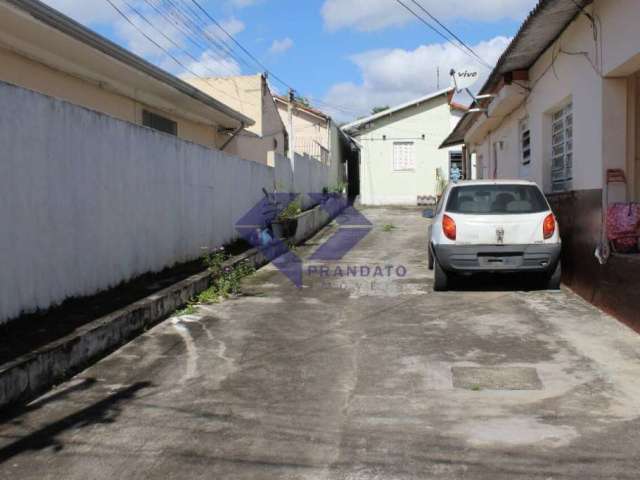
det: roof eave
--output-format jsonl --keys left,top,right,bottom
{"left": 342, "top": 87, "right": 454, "bottom": 133}
{"left": 6, "top": 0, "right": 254, "bottom": 128}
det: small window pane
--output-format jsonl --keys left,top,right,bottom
{"left": 393, "top": 142, "right": 416, "bottom": 171}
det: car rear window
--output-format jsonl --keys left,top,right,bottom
{"left": 446, "top": 184, "right": 549, "bottom": 215}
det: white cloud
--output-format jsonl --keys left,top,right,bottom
{"left": 42, "top": 0, "right": 119, "bottom": 24}
{"left": 323, "top": 36, "right": 511, "bottom": 121}
{"left": 228, "top": 0, "right": 262, "bottom": 7}
{"left": 219, "top": 17, "right": 246, "bottom": 36}
{"left": 269, "top": 37, "right": 294, "bottom": 55}
{"left": 321, "top": 0, "right": 537, "bottom": 32}
{"left": 41, "top": 0, "right": 244, "bottom": 79}
{"left": 183, "top": 50, "right": 242, "bottom": 77}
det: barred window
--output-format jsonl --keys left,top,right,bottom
{"left": 550, "top": 103, "right": 573, "bottom": 192}
{"left": 393, "top": 142, "right": 416, "bottom": 171}
{"left": 520, "top": 117, "right": 531, "bottom": 166}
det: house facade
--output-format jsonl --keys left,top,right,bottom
{"left": 186, "top": 75, "right": 287, "bottom": 164}
{"left": 344, "top": 88, "right": 465, "bottom": 205}
{"left": 441, "top": 0, "right": 640, "bottom": 329}
{"left": 0, "top": 0, "right": 251, "bottom": 149}
{"left": 274, "top": 95, "right": 353, "bottom": 192}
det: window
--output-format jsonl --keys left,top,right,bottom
{"left": 143, "top": 110, "right": 177, "bottom": 136}
{"left": 393, "top": 142, "right": 415, "bottom": 171}
{"left": 550, "top": 103, "right": 573, "bottom": 192}
{"left": 446, "top": 184, "right": 549, "bottom": 215}
{"left": 449, "top": 151, "right": 463, "bottom": 180}
{"left": 520, "top": 117, "right": 531, "bottom": 166}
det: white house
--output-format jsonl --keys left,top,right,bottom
{"left": 441, "top": 0, "right": 640, "bottom": 329}
{"left": 343, "top": 88, "right": 466, "bottom": 205}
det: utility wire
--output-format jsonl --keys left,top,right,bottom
{"left": 190, "top": 0, "right": 293, "bottom": 90}
{"left": 130, "top": 0, "right": 240, "bottom": 77}
{"left": 108, "top": 0, "right": 364, "bottom": 119}
{"left": 408, "top": 0, "right": 492, "bottom": 69}
{"left": 104, "top": 0, "right": 245, "bottom": 103}
{"left": 147, "top": 0, "right": 256, "bottom": 73}
{"left": 393, "top": 0, "right": 492, "bottom": 70}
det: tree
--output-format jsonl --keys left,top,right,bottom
{"left": 294, "top": 96, "right": 311, "bottom": 107}
{"left": 371, "top": 105, "right": 390, "bottom": 115}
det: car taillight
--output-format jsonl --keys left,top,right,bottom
{"left": 543, "top": 213, "right": 556, "bottom": 239}
{"left": 443, "top": 215, "right": 456, "bottom": 241}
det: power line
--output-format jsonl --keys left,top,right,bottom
{"left": 393, "top": 0, "right": 492, "bottom": 70}
{"left": 145, "top": 0, "right": 256, "bottom": 73}
{"left": 108, "top": 0, "right": 363, "bottom": 119}
{"left": 189, "top": 0, "right": 293, "bottom": 90}
{"left": 128, "top": 0, "right": 239, "bottom": 78}
{"left": 104, "top": 0, "right": 245, "bottom": 103}
{"left": 408, "top": 0, "right": 492, "bottom": 69}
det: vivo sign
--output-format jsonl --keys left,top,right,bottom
{"left": 450, "top": 69, "right": 479, "bottom": 92}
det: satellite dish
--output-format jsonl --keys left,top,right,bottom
{"left": 450, "top": 68, "right": 479, "bottom": 93}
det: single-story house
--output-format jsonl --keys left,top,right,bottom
{"left": 343, "top": 88, "right": 466, "bottom": 205}
{"left": 0, "top": 0, "right": 252, "bottom": 149}
{"left": 441, "top": 0, "right": 640, "bottom": 329}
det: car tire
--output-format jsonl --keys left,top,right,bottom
{"left": 428, "top": 244, "right": 434, "bottom": 270}
{"left": 434, "top": 257, "right": 449, "bottom": 291}
{"left": 545, "top": 261, "right": 562, "bottom": 290}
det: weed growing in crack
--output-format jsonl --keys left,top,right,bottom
{"left": 174, "top": 249, "right": 256, "bottom": 316}
{"left": 382, "top": 224, "right": 396, "bottom": 232}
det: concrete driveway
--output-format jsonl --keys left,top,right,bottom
{"left": 2, "top": 206, "right": 640, "bottom": 479}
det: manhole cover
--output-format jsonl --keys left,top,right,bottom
{"left": 452, "top": 367, "right": 542, "bottom": 391}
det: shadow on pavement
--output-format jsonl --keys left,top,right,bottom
{"left": 0, "top": 381, "right": 151, "bottom": 464}
{"left": 0, "top": 378, "right": 98, "bottom": 426}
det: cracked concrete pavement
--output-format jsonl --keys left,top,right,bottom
{"left": 2, "top": 206, "right": 640, "bottom": 479}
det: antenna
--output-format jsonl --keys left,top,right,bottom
{"left": 449, "top": 68, "right": 494, "bottom": 116}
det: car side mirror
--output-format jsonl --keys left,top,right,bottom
{"left": 422, "top": 208, "right": 435, "bottom": 219}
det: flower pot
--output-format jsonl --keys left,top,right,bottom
{"left": 272, "top": 218, "right": 298, "bottom": 239}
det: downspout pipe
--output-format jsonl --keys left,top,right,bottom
{"left": 221, "top": 122, "right": 245, "bottom": 151}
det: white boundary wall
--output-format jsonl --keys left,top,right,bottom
{"left": 0, "top": 82, "right": 330, "bottom": 324}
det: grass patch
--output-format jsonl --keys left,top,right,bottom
{"left": 176, "top": 304, "right": 196, "bottom": 316}
{"left": 470, "top": 384, "right": 482, "bottom": 392}
{"left": 382, "top": 224, "right": 396, "bottom": 232}
{"left": 174, "top": 247, "right": 257, "bottom": 316}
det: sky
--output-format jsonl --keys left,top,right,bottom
{"left": 41, "top": 0, "right": 538, "bottom": 122}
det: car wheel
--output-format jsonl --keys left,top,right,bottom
{"left": 428, "top": 244, "right": 434, "bottom": 270}
{"left": 433, "top": 257, "right": 449, "bottom": 291}
{"left": 545, "top": 261, "right": 562, "bottom": 290}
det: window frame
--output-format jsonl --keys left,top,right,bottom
{"left": 550, "top": 102, "right": 573, "bottom": 192}
{"left": 519, "top": 117, "right": 531, "bottom": 166}
{"left": 142, "top": 110, "right": 178, "bottom": 136}
{"left": 392, "top": 141, "right": 416, "bottom": 172}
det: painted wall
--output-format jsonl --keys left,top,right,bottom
{"left": 276, "top": 99, "right": 331, "bottom": 162}
{"left": 187, "top": 75, "right": 286, "bottom": 164}
{"left": 0, "top": 46, "right": 221, "bottom": 149}
{"left": 0, "top": 82, "right": 326, "bottom": 324}
{"left": 466, "top": 0, "right": 639, "bottom": 195}
{"left": 355, "top": 96, "right": 461, "bottom": 205}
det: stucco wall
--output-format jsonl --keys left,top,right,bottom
{"left": 276, "top": 100, "right": 330, "bottom": 160}
{"left": 0, "top": 82, "right": 322, "bottom": 324}
{"left": 466, "top": 0, "right": 638, "bottom": 194}
{"left": 188, "top": 75, "right": 286, "bottom": 164}
{"left": 357, "top": 96, "right": 460, "bottom": 205}
{"left": 0, "top": 46, "right": 220, "bottom": 149}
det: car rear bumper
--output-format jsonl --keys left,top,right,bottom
{"left": 433, "top": 243, "right": 561, "bottom": 273}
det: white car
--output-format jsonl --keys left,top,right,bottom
{"left": 425, "top": 180, "right": 561, "bottom": 291}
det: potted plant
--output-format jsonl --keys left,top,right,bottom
{"left": 272, "top": 196, "right": 302, "bottom": 239}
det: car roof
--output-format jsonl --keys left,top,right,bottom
{"left": 449, "top": 179, "right": 539, "bottom": 187}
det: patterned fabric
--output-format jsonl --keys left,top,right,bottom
{"left": 607, "top": 203, "right": 640, "bottom": 253}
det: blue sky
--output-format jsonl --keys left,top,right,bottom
{"left": 42, "top": 0, "right": 538, "bottom": 121}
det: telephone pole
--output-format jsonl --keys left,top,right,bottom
{"left": 288, "top": 88, "right": 296, "bottom": 174}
